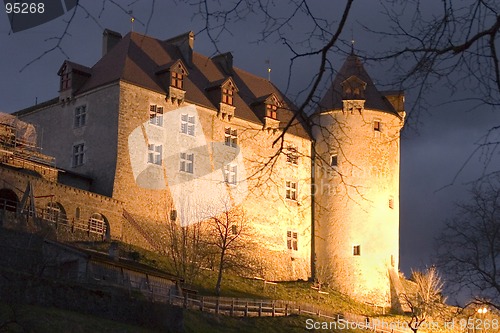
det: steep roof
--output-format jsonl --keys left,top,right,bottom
{"left": 75, "top": 32, "right": 309, "bottom": 139}
{"left": 317, "top": 54, "right": 398, "bottom": 116}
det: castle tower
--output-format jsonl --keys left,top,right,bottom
{"left": 312, "top": 54, "right": 405, "bottom": 306}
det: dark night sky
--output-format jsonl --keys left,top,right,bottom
{"left": 0, "top": 1, "right": 498, "bottom": 276}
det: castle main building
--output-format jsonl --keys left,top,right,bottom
{"left": 4, "top": 30, "right": 405, "bottom": 307}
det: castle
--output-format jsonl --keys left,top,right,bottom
{"left": 0, "top": 29, "right": 405, "bottom": 307}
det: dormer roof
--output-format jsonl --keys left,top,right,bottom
{"left": 317, "top": 54, "right": 399, "bottom": 117}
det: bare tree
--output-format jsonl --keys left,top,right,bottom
{"left": 401, "top": 266, "right": 446, "bottom": 333}
{"left": 204, "top": 204, "right": 255, "bottom": 296}
{"left": 437, "top": 175, "right": 500, "bottom": 310}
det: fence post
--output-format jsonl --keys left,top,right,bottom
{"left": 200, "top": 296, "right": 204, "bottom": 312}
{"left": 230, "top": 299, "right": 235, "bottom": 316}
{"left": 258, "top": 302, "right": 262, "bottom": 317}
{"left": 298, "top": 305, "right": 301, "bottom": 315}
{"left": 272, "top": 301, "right": 275, "bottom": 317}
{"left": 244, "top": 302, "right": 248, "bottom": 317}
{"left": 285, "top": 304, "right": 288, "bottom": 316}
{"left": 184, "top": 293, "right": 188, "bottom": 309}
{"left": 216, "top": 298, "right": 220, "bottom": 314}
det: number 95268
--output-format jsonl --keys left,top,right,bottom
{"left": 5, "top": 2, "right": 45, "bottom": 14}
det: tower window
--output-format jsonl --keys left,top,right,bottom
{"left": 373, "top": 120, "right": 381, "bottom": 132}
{"left": 149, "top": 105, "right": 164, "bottom": 126}
{"left": 330, "top": 154, "right": 338, "bottom": 167}
{"left": 285, "top": 181, "right": 297, "bottom": 200}
{"left": 353, "top": 245, "right": 361, "bottom": 256}
{"left": 224, "top": 127, "right": 238, "bottom": 147}
{"left": 389, "top": 197, "right": 394, "bottom": 209}
{"left": 266, "top": 104, "right": 277, "bottom": 119}
{"left": 287, "top": 231, "right": 298, "bottom": 251}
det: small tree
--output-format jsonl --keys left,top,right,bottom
{"left": 402, "top": 266, "right": 446, "bottom": 333}
{"left": 205, "top": 204, "right": 254, "bottom": 296}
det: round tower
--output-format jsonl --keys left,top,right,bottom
{"left": 312, "top": 54, "right": 405, "bottom": 306}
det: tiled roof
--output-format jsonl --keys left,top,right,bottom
{"left": 76, "top": 31, "right": 310, "bottom": 139}
{"left": 317, "top": 54, "right": 399, "bottom": 116}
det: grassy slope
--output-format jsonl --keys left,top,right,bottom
{"left": 0, "top": 303, "right": 159, "bottom": 333}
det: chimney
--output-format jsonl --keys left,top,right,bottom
{"left": 165, "top": 31, "right": 195, "bottom": 67}
{"left": 102, "top": 29, "right": 122, "bottom": 57}
{"left": 212, "top": 52, "right": 233, "bottom": 75}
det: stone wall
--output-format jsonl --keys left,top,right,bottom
{"left": 313, "top": 108, "right": 404, "bottom": 306}
{"left": 0, "top": 165, "right": 124, "bottom": 241}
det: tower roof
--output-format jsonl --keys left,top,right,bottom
{"left": 317, "top": 54, "right": 399, "bottom": 116}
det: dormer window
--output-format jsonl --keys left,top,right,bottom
{"left": 156, "top": 60, "right": 188, "bottom": 104}
{"left": 222, "top": 87, "right": 234, "bottom": 106}
{"left": 60, "top": 64, "right": 71, "bottom": 91}
{"left": 221, "top": 80, "right": 236, "bottom": 106}
{"left": 266, "top": 104, "right": 277, "bottom": 119}
{"left": 171, "top": 71, "right": 183, "bottom": 89}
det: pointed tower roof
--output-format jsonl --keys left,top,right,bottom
{"left": 317, "top": 54, "right": 399, "bottom": 116}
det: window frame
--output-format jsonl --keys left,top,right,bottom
{"left": 266, "top": 104, "right": 278, "bottom": 119}
{"left": 148, "top": 143, "right": 163, "bottom": 165}
{"left": 330, "top": 154, "right": 338, "bottom": 167}
{"left": 171, "top": 71, "right": 184, "bottom": 89}
{"left": 353, "top": 245, "right": 361, "bottom": 256}
{"left": 285, "top": 181, "right": 298, "bottom": 201}
{"left": 72, "top": 143, "right": 85, "bottom": 167}
{"left": 287, "top": 230, "right": 298, "bottom": 251}
{"left": 286, "top": 145, "right": 299, "bottom": 165}
{"left": 149, "top": 105, "right": 164, "bottom": 127}
{"left": 74, "top": 105, "right": 87, "bottom": 128}
{"left": 222, "top": 87, "right": 234, "bottom": 106}
{"left": 60, "top": 65, "right": 71, "bottom": 91}
{"left": 224, "top": 163, "right": 237, "bottom": 185}
{"left": 224, "top": 127, "right": 238, "bottom": 148}
{"left": 180, "top": 152, "right": 194, "bottom": 174}
{"left": 180, "top": 114, "right": 195, "bottom": 136}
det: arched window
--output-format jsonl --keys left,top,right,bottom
{"left": 89, "top": 213, "right": 107, "bottom": 236}
{"left": 75, "top": 207, "right": 80, "bottom": 220}
{"left": 44, "top": 202, "right": 67, "bottom": 224}
{"left": 0, "top": 188, "right": 19, "bottom": 212}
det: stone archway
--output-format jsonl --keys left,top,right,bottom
{"left": 0, "top": 188, "right": 19, "bottom": 212}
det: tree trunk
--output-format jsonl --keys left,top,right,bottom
{"left": 215, "top": 248, "right": 226, "bottom": 296}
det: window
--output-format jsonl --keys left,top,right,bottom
{"left": 286, "top": 146, "right": 299, "bottom": 165}
{"left": 224, "top": 164, "right": 237, "bottom": 185}
{"left": 60, "top": 64, "right": 71, "bottom": 91}
{"left": 224, "top": 127, "right": 238, "bottom": 147}
{"left": 89, "top": 213, "right": 106, "bottom": 235}
{"left": 287, "top": 231, "right": 298, "bottom": 251}
{"left": 353, "top": 245, "right": 361, "bottom": 256}
{"left": 72, "top": 143, "right": 84, "bottom": 167}
{"left": 285, "top": 181, "right": 297, "bottom": 200}
{"left": 373, "top": 120, "right": 381, "bottom": 132}
{"left": 266, "top": 104, "right": 277, "bottom": 119}
{"left": 74, "top": 105, "right": 86, "bottom": 128}
{"left": 171, "top": 71, "right": 183, "bottom": 89}
{"left": 148, "top": 144, "right": 162, "bottom": 165}
{"left": 149, "top": 105, "right": 164, "bottom": 126}
{"left": 75, "top": 207, "right": 80, "bottom": 220}
{"left": 330, "top": 154, "right": 338, "bottom": 167}
{"left": 180, "top": 152, "right": 194, "bottom": 173}
{"left": 45, "top": 202, "right": 61, "bottom": 223}
{"left": 180, "top": 114, "right": 195, "bottom": 136}
{"left": 231, "top": 225, "right": 238, "bottom": 235}
{"left": 389, "top": 197, "right": 394, "bottom": 209}
{"left": 222, "top": 87, "right": 234, "bottom": 105}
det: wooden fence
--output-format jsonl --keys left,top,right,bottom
{"left": 140, "top": 289, "right": 411, "bottom": 333}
